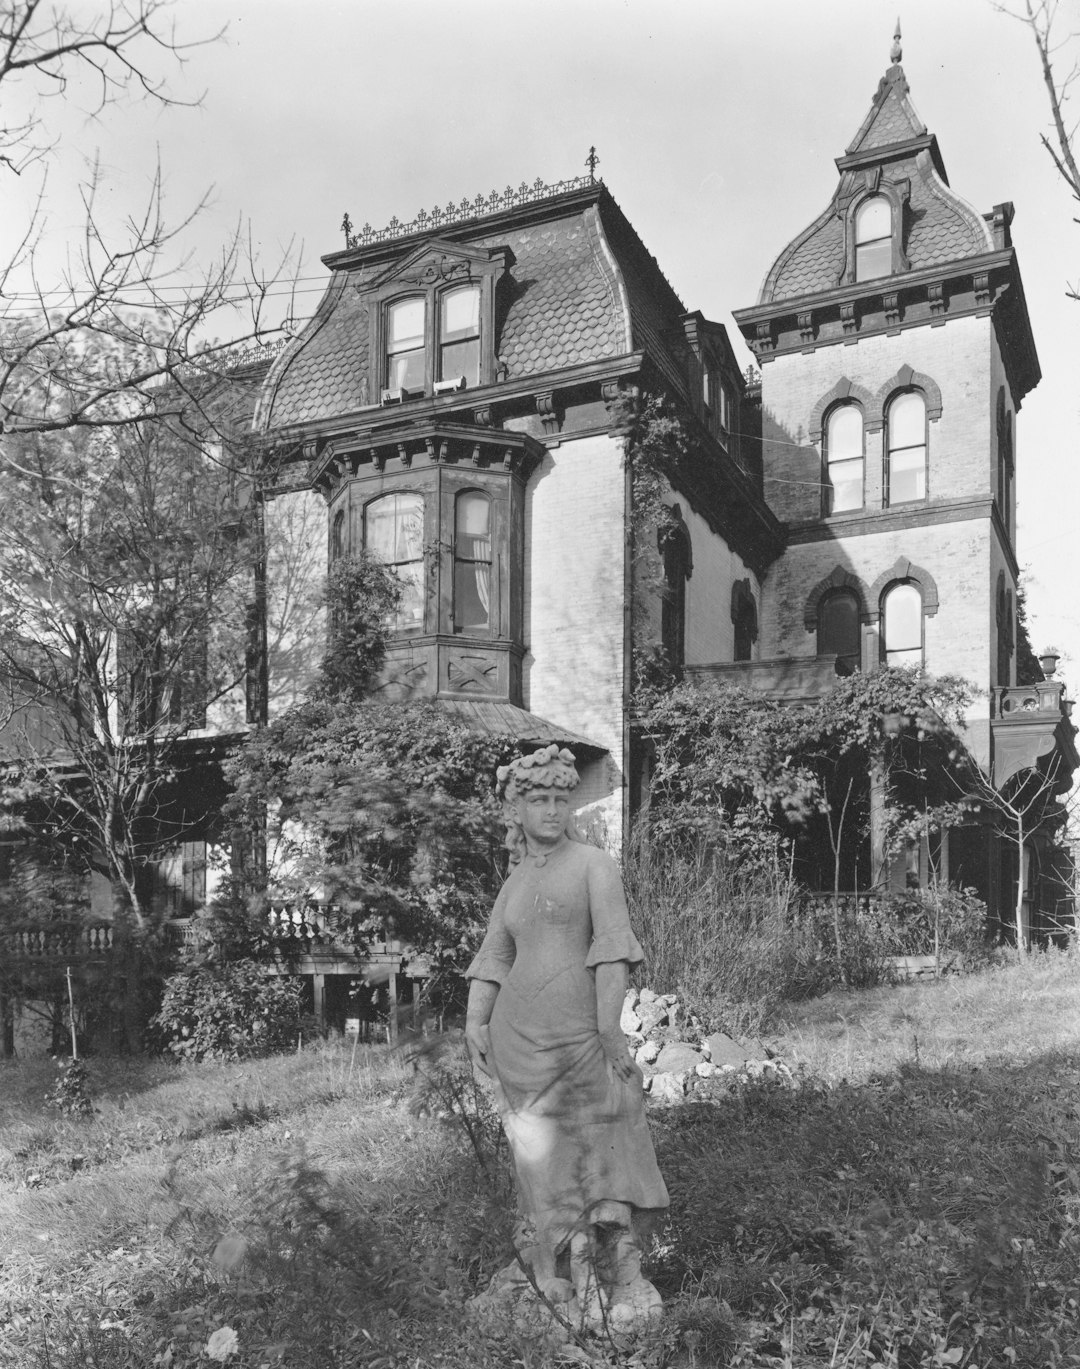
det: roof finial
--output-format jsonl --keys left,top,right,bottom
{"left": 891, "top": 18, "right": 902, "bottom": 65}
{"left": 585, "top": 146, "right": 600, "bottom": 183}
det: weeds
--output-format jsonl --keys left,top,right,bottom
{"left": 1, "top": 961, "right": 1078, "bottom": 1367}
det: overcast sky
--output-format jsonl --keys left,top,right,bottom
{"left": 6, "top": 0, "right": 1080, "bottom": 685}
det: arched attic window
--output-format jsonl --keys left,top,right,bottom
{"left": 855, "top": 196, "right": 893, "bottom": 281}
{"left": 823, "top": 403, "right": 864, "bottom": 515}
{"left": 659, "top": 506, "right": 692, "bottom": 671}
{"left": 818, "top": 590, "right": 861, "bottom": 675}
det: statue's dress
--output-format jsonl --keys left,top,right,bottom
{"left": 466, "top": 840, "right": 669, "bottom": 1253}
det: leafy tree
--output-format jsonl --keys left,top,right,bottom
{"left": 0, "top": 402, "right": 262, "bottom": 1047}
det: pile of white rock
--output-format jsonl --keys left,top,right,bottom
{"left": 620, "top": 986, "right": 792, "bottom": 1105}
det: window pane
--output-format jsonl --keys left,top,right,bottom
{"left": 441, "top": 286, "right": 479, "bottom": 341}
{"left": 884, "top": 583, "right": 922, "bottom": 666}
{"left": 365, "top": 493, "right": 424, "bottom": 563}
{"left": 389, "top": 298, "right": 425, "bottom": 350}
{"left": 889, "top": 446, "right": 926, "bottom": 503}
{"left": 456, "top": 491, "right": 490, "bottom": 541}
{"left": 855, "top": 239, "right": 892, "bottom": 281}
{"left": 827, "top": 458, "right": 864, "bottom": 513}
{"left": 439, "top": 338, "right": 479, "bottom": 386}
{"left": 454, "top": 560, "right": 490, "bottom": 631}
{"left": 855, "top": 196, "right": 891, "bottom": 244}
{"left": 390, "top": 562, "right": 425, "bottom": 631}
{"left": 889, "top": 392, "right": 925, "bottom": 449}
{"left": 388, "top": 349, "right": 426, "bottom": 392}
{"left": 819, "top": 591, "right": 860, "bottom": 674}
{"left": 827, "top": 405, "right": 862, "bottom": 460}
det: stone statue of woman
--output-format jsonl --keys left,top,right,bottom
{"left": 465, "top": 745, "right": 668, "bottom": 1330}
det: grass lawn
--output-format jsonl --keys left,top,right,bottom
{"left": 1, "top": 951, "right": 1078, "bottom": 1368}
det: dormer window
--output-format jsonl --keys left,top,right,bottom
{"left": 854, "top": 196, "right": 892, "bottom": 281}
{"left": 368, "top": 242, "right": 512, "bottom": 404}
{"left": 386, "top": 298, "right": 427, "bottom": 392}
{"left": 440, "top": 286, "right": 480, "bottom": 386}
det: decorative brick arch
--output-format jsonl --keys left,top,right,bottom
{"left": 804, "top": 565, "right": 869, "bottom": 633}
{"left": 867, "top": 556, "right": 940, "bottom": 624}
{"left": 808, "top": 377, "right": 876, "bottom": 444}
{"left": 870, "top": 364, "right": 943, "bottom": 429}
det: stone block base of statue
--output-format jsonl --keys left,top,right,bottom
{"left": 468, "top": 1210, "right": 663, "bottom": 1349}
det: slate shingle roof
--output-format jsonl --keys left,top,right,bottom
{"left": 758, "top": 65, "right": 994, "bottom": 306}
{"left": 260, "top": 276, "right": 371, "bottom": 429}
{"left": 261, "top": 201, "right": 640, "bottom": 431}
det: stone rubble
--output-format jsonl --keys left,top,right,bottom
{"left": 621, "top": 987, "right": 794, "bottom": 1104}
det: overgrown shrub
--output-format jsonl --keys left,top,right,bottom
{"left": 150, "top": 960, "right": 306, "bottom": 1061}
{"left": 623, "top": 827, "right": 827, "bottom": 1036}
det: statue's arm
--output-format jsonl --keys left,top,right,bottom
{"left": 595, "top": 960, "right": 639, "bottom": 1083}
{"left": 465, "top": 978, "right": 499, "bottom": 1077}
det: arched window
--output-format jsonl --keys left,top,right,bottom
{"left": 660, "top": 509, "right": 692, "bottom": 671}
{"left": 439, "top": 286, "right": 480, "bottom": 386}
{"left": 996, "top": 389, "right": 1014, "bottom": 535}
{"left": 731, "top": 580, "right": 758, "bottom": 662}
{"left": 996, "top": 576, "right": 1014, "bottom": 686}
{"left": 818, "top": 590, "right": 861, "bottom": 675}
{"left": 886, "top": 391, "right": 927, "bottom": 505}
{"left": 330, "top": 508, "right": 345, "bottom": 561}
{"left": 453, "top": 491, "right": 492, "bottom": 633}
{"left": 882, "top": 582, "right": 923, "bottom": 667}
{"left": 385, "top": 297, "right": 427, "bottom": 392}
{"left": 364, "top": 492, "right": 425, "bottom": 630}
{"left": 823, "top": 404, "right": 864, "bottom": 514}
{"left": 855, "top": 196, "right": 892, "bottom": 281}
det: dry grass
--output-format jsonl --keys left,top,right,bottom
{"left": 0, "top": 955, "right": 1078, "bottom": 1367}
{"left": 772, "top": 944, "right": 1080, "bottom": 1081}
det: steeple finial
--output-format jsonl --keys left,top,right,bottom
{"left": 891, "top": 18, "right": 902, "bottom": 65}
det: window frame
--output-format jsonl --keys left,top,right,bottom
{"left": 452, "top": 488, "right": 493, "bottom": 635}
{"left": 659, "top": 507, "right": 692, "bottom": 673}
{"left": 885, "top": 389, "right": 928, "bottom": 507}
{"left": 362, "top": 489, "right": 428, "bottom": 634}
{"left": 854, "top": 195, "right": 893, "bottom": 282}
{"left": 842, "top": 185, "right": 910, "bottom": 286}
{"left": 367, "top": 244, "right": 512, "bottom": 405}
{"left": 881, "top": 580, "right": 924, "bottom": 669}
{"left": 817, "top": 588, "right": 862, "bottom": 675}
{"left": 822, "top": 401, "right": 865, "bottom": 516}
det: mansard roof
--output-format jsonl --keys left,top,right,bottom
{"left": 756, "top": 62, "right": 993, "bottom": 306}
{"left": 255, "top": 180, "right": 693, "bottom": 433}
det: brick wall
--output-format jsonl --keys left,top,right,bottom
{"left": 679, "top": 499, "right": 760, "bottom": 666}
{"left": 524, "top": 433, "right": 627, "bottom": 834}
{"left": 760, "top": 316, "right": 993, "bottom": 524}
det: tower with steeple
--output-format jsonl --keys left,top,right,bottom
{"left": 734, "top": 28, "right": 1061, "bottom": 899}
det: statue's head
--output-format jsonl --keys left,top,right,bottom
{"left": 496, "top": 744, "right": 580, "bottom": 862}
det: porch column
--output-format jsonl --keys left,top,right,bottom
{"left": 312, "top": 972, "right": 325, "bottom": 1028}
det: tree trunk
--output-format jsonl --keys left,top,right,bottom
{"left": 869, "top": 749, "right": 888, "bottom": 888}
{"left": 1014, "top": 822, "right": 1028, "bottom": 957}
{"left": 0, "top": 989, "right": 13, "bottom": 1058}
